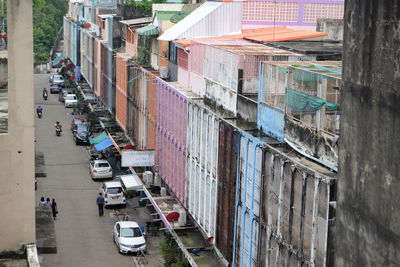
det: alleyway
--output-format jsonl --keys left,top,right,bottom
{"left": 34, "top": 74, "right": 134, "bottom": 267}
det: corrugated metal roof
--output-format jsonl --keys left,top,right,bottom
{"left": 196, "top": 39, "right": 307, "bottom": 56}
{"left": 174, "top": 27, "right": 327, "bottom": 48}
{"left": 119, "top": 17, "right": 153, "bottom": 26}
{"left": 244, "top": 30, "right": 327, "bottom": 42}
{"left": 158, "top": 2, "right": 242, "bottom": 41}
{"left": 97, "top": 14, "right": 115, "bottom": 19}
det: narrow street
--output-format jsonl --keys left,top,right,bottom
{"left": 34, "top": 74, "right": 134, "bottom": 267}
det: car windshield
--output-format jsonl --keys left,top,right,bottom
{"left": 107, "top": 187, "right": 122, "bottom": 194}
{"left": 120, "top": 227, "right": 142, "bottom": 238}
{"left": 66, "top": 95, "right": 76, "bottom": 100}
{"left": 96, "top": 162, "right": 110, "bottom": 168}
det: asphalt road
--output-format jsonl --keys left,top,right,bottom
{"left": 34, "top": 74, "right": 134, "bottom": 267}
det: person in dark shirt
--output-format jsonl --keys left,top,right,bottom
{"left": 96, "top": 193, "right": 105, "bottom": 216}
{"left": 51, "top": 199, "right": 58, "bottom": 220}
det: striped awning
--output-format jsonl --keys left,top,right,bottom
{"left": 136, "top": 24, "right": 159, "bottom": 36}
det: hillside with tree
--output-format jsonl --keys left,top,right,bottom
{"left": 33, "top": 0, "right": 68, "bottom": 63}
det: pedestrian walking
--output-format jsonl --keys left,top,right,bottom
{"left": 96, "top": 193, "right": 105, "bottom": 216}
{"left": 51, "top": 199, "right": 58, "bottom": 220}
{"left": 39, "top": 197, "right": 46, "bottom": 207}
{"left": 45, "top": 198, "right": 52, "bottom": 207}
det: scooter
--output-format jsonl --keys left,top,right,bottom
{"left": 37, "top": 110, "right": 42, "bottom": 119}
{"left": 43, "top": 92, "right": 48, "bottom": 100}
{"left": 56, "top": 127, "right": 62, "bottom": 136}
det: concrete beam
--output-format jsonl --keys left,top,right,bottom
{"left": 337, "top": 1, "right": 400, "bottom": 266}
{"left": 0, "top": 0, "right": 35, "bottom": 251}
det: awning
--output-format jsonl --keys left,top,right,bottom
{"left": 52, "top": 54, "right": 64, "bottom": 66}
{"left": 89, "top": 131, "right": 108, "bottom": 144}
{"left": 95, "top": 137, "right": 113, "bottom": 151}
{"left": 119, "top": 17, "right": 153, "bottom": 26}
{"left": 136, "top": 24, "right": 159, "bottom": 36}
{"left": 117, "top": 174, "right": 143, "bottom": 191}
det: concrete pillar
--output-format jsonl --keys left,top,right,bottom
{"left": 337, "top": 1, "right": 400, "bottom": 266}
{"left": 0, "top": 0, "right": 35, "bottom": 251}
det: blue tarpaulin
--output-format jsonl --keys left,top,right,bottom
{"left": 95, "top": 137, "right": 113, "bottom": 151}
{"left": 89, "top": 131, "right": 108, "bottom": 144}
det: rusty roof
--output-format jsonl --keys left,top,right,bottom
{"left": 195, "top": 39, "right": 307, "bottom": 56}
{"left": 264, "top": 61, "right": 342, "bottom": 79}
{"left": 174, "top": 26, "right": 327, "bottom": 48}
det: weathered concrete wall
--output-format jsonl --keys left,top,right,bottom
{"left": 237, "top": 94, "right": 257, "bottom": 123}
{"left": 0, "top": 0, "right": 35, "bottom": 251}
{"left": 285, "top": 117, "right": 338, "bottom": 171}
{"left": 0, "top": 55, "right": 7, "bottom": 88}
{"left": 316, "top": 19, "right": 343, "bottom": 41}
{"left": 337, "top": 1, "right": 400, "bottom": 266}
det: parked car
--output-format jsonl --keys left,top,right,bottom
{"left": 49, "top": 72, "right": 59, "bottom": 83}
{"left": 73, "top": 123, "right": 91, "bottom": 145}
{"left": 71, "top": 116, "right": 86, "bottom": 132}
{"left": 50, "top": 84, "right": 61, "bottom": 94}
{"left": 113, "top": 221, "right": 146, "bottom": 254}
{"left": 64, "top": 94, "right": 78, "bottom": 108}
{"left": 90, "top": 159, "right": 113, "bottom": 180}
{"left": 83, "top": 92, "right": 98, "bottom": 104}
{"left": 51, "top": 74, "right": 64, "bottom": 85}
{"left": 99, "top": 181, "right": 126, "bottom": 207}
{"left": 59, "top": 89, "right": 73, "bottom": 102}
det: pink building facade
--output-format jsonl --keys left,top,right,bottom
{"left": 155, "top": 79, "right": 200, "bottom": 205}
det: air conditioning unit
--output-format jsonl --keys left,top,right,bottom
{"left": 160, "top": 187, "right": 167, "bottom": 197}
{"left": 159, "top": 66, "right": 169, "bottom": 79}
{"left": 154, "top": 172, "right": 162, "bottom": 187}
{"left": 144, "top": 171, "right": 153, "bottom": 185}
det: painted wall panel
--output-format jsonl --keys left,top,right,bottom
{"left": 234, "top": 133, "right": 263, "bottom": 267}
{"left": 115, "top": 54, "right": 129, "bottom": 130}
{"left": 216, "top": 121, "right": 239, "bottom": 263}
{"left": 187, "top": 102, "right": 219, "bottom": 238}
{"left": 155, "top": 79, "right": 189, "bottom": 205}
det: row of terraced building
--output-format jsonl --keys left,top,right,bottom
{"left": 63, "top": 0, "right": 344, "bottom": 266}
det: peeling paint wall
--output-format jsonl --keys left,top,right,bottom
{"left": 260, "top": 146, "right": 336, "bottom": 267}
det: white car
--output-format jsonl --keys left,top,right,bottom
{"left": 51, "top": 74, "right": 64, "bottom": 85}
{"left": 113, "top": 221, "right": 146, "bottom": 254}
{"left": 64, "top": 94, "right": 78, "bottom": 108}
{"left": 99, "top": 181, "right": 126, "bottom": 207}
{"left": 89, "top": 159, "right": 113, "bottom": 179}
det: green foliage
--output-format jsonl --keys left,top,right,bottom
{"left": 128, "top": 0, "right": 167, "bottom": 16}
{"left": 159, "top": 232, "right": 189, "bottom": 267}
{"left": 132, "top": 45, "right": 150, "bottom": 66}
{"left": 33, "top": 0, "right": 68, "bottom": 64}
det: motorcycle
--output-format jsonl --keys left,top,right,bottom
{"left": 43, "top": 92, "right": 48, "bottom": 100}
{"left": 56, "top": 127, "right": 62, "bottom": 136}
{"left": 37, "top": 109, "right": 42, "bottom": 119}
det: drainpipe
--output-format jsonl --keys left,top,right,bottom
{"left": 183, "top": 48, "right": 191, "bottom": 91}
{"left": 107, "top": 15, "right": 113, "bottom": 112}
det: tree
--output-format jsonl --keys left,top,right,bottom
{"left": 33, "top": 0, "right": 67, "bottom": 64}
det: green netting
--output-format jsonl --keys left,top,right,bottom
{"left": 286, "top": 88, "right": 340, "bottom": 111}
